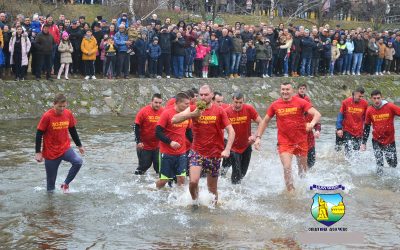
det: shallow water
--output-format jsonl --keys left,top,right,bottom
{"left": 1, "top": 114, "right": 400, "bottom": 249}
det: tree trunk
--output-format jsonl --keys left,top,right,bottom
{"left": 212, "top": 2, "right": 218, "bottom": 22}
{"left": 198, "top": 0, "right": 206, "bottom": 21}
{"left": 129, "top": 0, "right": 135, "bottom": 22}
{"left": 268, "top": 0, "right": 275, "bottom": 25}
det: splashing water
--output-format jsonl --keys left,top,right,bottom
{"left": 0, "top": 115, "right": 399, "bottom": 249}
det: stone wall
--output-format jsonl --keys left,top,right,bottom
{"left": 1, "top": 76, "right": 400, "bottom": 120}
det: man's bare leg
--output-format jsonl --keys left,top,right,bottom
{"left": 279, "top": 153, "right": 295, "bottom": 191}
{"left": 156, "top": 180, "right": 168, "bottom": 189}
{"left": 177, "top": 176, "right": 185, "bottom": 186}
{"left": 296, "top": 155, "right": 308, "bottom": 177}
{"left": 189, "top": 166, "right": 202, "bottom": 200}
{"left": 207, "top": 174, "right": 218, "bottom": 204}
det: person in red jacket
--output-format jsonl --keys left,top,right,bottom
{"left": 254, "top": 82, "right": 321, "bottom": 192}
{"left": 336, "top": 87, "right": 368, "bottom": 158}
{"left": 296, "top": 83, "right": 321, "bottom": 168}
{"left": 35, "top": 93, "right": 85, "bottom": 193}
{"left": 134, "top": 94, "right": 164, "bottom": 175}
{"left": 361, "top": 90, "right": 400, "bottom": 175}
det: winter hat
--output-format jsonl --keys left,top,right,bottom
{"left": 62, "top": 31, "right": 69, "bottom": 39}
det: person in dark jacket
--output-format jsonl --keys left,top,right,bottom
{"left": 35, "top": 24, "right": 54, "bottom": 80}
{"left": 367, "top": 37, "right": 378, "bottom": 75}
{"left": 393, "top": 35, "right": 400, "bottom": 74}
{"left": 157, "top": 26, "right": 175, "bottom": 78}
{"left": 147, "top": 36, "right": 161, "bottom": 78}
{"left": 311, "top": 37, "right": 323, "bottom": 77}
{"left": 352, "top": 34, "right": 365, "bottom": 75}
{"left": 92, "top": 23, "right": 104, "bottom": 75}
{"left": 218, "top": 28, "right": 233, "bottom": 78}
{"left": 322, "top": 38, "right": 332, "bottom": 76}
{"left": 290, "top": 31, "right": 301, "bottom": 77}
{"left": 67, "top": 20, "right": 83, "bottom": 75}
{"left": 133, "top": 33, "right": 148, "bottom": 78}
{"left": 337, "top": 39, "right": 347, "bottom": 74}
{"left": 172, "top": 32, "right": 185, "bottom": 79}
{"left": 184, "top": 41, "right": 196, "bottom": 78}
{"left": 114, "top": 24, "right": 131, "bottom": 79}
{"left": 208, "top": 33, "right": 219, "bottom": 78}
{"left": 300, "top": 30, "right": 315, "bottom": 77}
{"left": 246, "top": 40, "right": 256, "bottom": 77}
{"left": 265, "top": 27, "right": 278, "bottom": 76}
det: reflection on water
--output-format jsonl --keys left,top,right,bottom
{"left": 1, "top": 115, "right": 400, "bottom": 249}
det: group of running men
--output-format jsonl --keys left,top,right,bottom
{"left": 35, "top": 83, "right": 400, "bottom": 201}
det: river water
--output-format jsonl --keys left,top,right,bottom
{"left": 1, "top": 114, "right": 400, "bottom": 249}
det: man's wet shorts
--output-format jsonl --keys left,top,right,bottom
{"left": 277, "top": 141, "right": 308, "bottom": 156}
{"left": 188, "top": 150, "right": 221, "bottom": 177}
{"left": 159, "top": 153, "right": 187, "bottom": 180}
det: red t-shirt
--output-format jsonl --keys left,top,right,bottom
{"left": 37, "top": 109, "right": 76, "bottom": 160}
{"left": 267, "top": 97, "right": 312, "bottom": 145}
{"left": 157, "top": 108, "right": 191, "bottom": 155}
{"left": 190, "top": 104, "right": 231, "bottom": 157}
{"left": 166, "top": 98, "right": 176, "bottom": 107}
{"left": 365, "top": 102, "right": 400, "bottom": 145}
{"left": 135, "top": 105, "right": 164, "bottom": 150}
{"left": 225, "top": 104, "right": 259, "bottom": 153}
{"left": 295, "top": 94, "right": 321, "bottom": 149}
{"left": 219, "top": 103, "right": 230, "bottom": 109}
{"left": 340, "top": 97, "right": 368, "bottom": 137}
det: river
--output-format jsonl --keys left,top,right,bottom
{"left": 1, "top": 114, "right": 400, "bottom": 249}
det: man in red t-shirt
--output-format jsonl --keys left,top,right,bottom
{"left": 224, "top": 92, "right": 262, "bottom": 184}
{"left": 172, "top": 85, "right": 235, "bottom": 204}
{"left": 155, "top": 92, "right": 192, "bottom": 188}
{"left": 361, "top": 90, "right": 400, "bottom": 175}
{"left": 134, "top": 93, "right": 164, "bottom": 175}
{"left": 296, "top": 83, "right": 321, "bottom": 168}
{"left": 336, "top": 87, "right": 368, "bottom": 158}
{"left": 35, "top": 93, "right": 85, "bottom": 193}
{"left": 213, "top": 91, "right": 230, "bottom": 109}
{"left": 254, "top": 82, "right": 321, "bottom": 192}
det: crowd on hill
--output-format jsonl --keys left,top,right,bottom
{"left": 0, "top": 11, "right": 399, "bottom": 81}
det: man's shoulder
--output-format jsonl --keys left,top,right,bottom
{"left": 137, "top": 105, "right": 151, "bottom": 114}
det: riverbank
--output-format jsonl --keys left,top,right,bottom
{"left": 1, "top": 75, "right": 400, "bottom": 120}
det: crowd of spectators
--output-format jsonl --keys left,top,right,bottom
{"left": 0, "top": 11, "right": 399, "bottom": 81}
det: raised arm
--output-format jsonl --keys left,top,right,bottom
{"left": 171, "top": 106, "right": 200, "bottom": 124}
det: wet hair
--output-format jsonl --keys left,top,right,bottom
{"left": 53, "top": 93, "right": 67, "bottom": 103}
{"left": 370, "top": 89, "right": 382, "bottom": 97}
{"left": 298, "top": 83, "right": 307, "bottom": 89}
{"left": 175, "top": 92, "right": 190, "bottom": 103}
{"left": 232, "top": 92, "right": 244, "bottom": 100}
{"left": 152, "top": 93, "right": 162, "bottom": 100}
{"left": 212, "top": 91, "right": 222, "bottom": 100}
{"left": 185, "top": 89, "right": 195, "bottom": 98}
{"left": 191, "top": 87, "right": 198, "bottom": 94}
{"left": 353, "top": 87, "right": 365, "bottom": 95}
{"left": 281, "top": 82, "right": 293, "bottom": 88}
